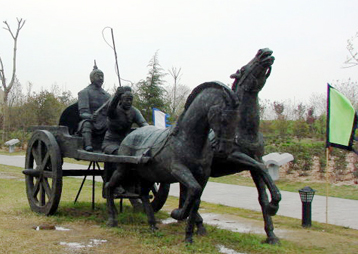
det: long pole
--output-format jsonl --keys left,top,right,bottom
{"left": 325, "top": 147, "right": 330, "bottom": 224}
{"left": 110, "top": 28, "right": 121, "bottom": 87}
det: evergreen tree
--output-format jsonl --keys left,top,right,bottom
{"left": 134, "top": 51, "right": 168, "bottom": 123}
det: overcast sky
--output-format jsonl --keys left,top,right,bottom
{"left": 2, "top": 0, "right": 358, "bottom": 104}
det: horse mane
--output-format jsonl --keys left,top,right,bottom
{"left": 184, "top": 81, "right": 238, "bottom": 110}
{"left": 170, "top": 81, "right": 238, "bottom": 137}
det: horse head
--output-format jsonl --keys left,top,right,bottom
{"left": 231, "top": 48, "right": 275, "bottom": 93}
{"left": 185, "top": 82, "right": 239, "bottom": 157}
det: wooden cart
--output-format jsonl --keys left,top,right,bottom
{"left": 22, "top": 103, "right": 170, "bottom": 215}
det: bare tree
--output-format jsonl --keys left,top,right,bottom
{"left": 0, "top": 18, "right": 26, "bottom": 143}
{"left": 168, "top": 67, "right": 181, "bottom": 116}
{"left": 331, "top": 78, "right": 358, "bottom": 109}
{"left": 168, "top": 67, "right": 190, "bottom": 119}
{"left": 0, "top": 18, "right": 26, "bottom": 103}
{"left": 344, "top": 31, "right": 358, "bottom": 68}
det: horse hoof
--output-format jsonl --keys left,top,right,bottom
{"left": 196, "top": 224, "right": 207, "bottom": 236}
{"left": 107, "top": 219, "right": 118, "bottom": 227}
{"left": 184, "top": 237, "right": 193, "bottom": 244}
{"left": 267, "top": 203, "right": 279, "bottom": 216}
{"left": 150, "top": 225, "right": 158, "bottom": 231}
{"left": 264, "top": 237, "right": 280, "bottom": 245}
{"left": 170, "top": 209, "right": 182, "bottom": 220}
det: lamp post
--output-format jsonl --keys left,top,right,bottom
{"left": 298, "top": 186, "right": 316, "bottom": 227}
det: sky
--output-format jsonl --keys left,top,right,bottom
{"left": 1, "top": 0, "right": 358, "bottom": 104}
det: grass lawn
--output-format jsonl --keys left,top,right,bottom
{"left": 1, "top": 164, "right": 358, "bottom": 253}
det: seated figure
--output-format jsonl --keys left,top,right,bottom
{"left": 78, "top": 63, "right": 110, "bottom": 151}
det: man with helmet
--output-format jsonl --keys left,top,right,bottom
{"left": 78, "top": 63, "right": 110, "bottom": 151}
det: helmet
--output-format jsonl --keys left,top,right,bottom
{"left": 89, "top": 61, "right": 104, "bottom": 83}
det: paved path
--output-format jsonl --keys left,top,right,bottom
{"left": 1, "top": 154, "right": 357, "bottom": 230}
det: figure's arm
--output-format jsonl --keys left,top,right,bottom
{"left": 107, "top": 87, "right": 123, "bottom": 119}
{"left": 133, "top": 107, "right": 149, "bottom": 127}
{"left": 78, "top": 89, "right": 92, "bottom": 120}
{"left": 92, "top": 100, "right": 110, "bottom": 121}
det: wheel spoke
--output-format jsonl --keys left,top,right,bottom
{"left": 41, "top": 179, "right": 52, "bottom": 200}
{"left": 40, "top": 184, "right": 46, "bottom": 206}
{"left": 42, "top": 152, "right": 51, "bottom": 172}
{"left": 32, "top": 178, "right": 41, "bottom": 198}
{"left": 31, "top": 143, "right": 41, "bottom": 167}
{"left": 42, "top": 152, "right": 50, "bottom": 166}
{"left": 151, "top": 184, "right": 158, "bottom": 196}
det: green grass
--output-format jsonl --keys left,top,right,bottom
{"left": 1, "top": 164, "right": 358, "bottom": 253}
{"left": 0, "top": 149, "right": 25, "bottom": 156}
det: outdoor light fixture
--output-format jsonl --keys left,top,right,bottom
{"left": 298, "top": 186, "right": 316, "bottom": 227}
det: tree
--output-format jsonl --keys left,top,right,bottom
{"left": 330, "top": 79, "right": 358, "bottom": 109}
{"left": 344, "top": 31, "right": 358, "bottom": 68}
{"left": 167, "top": 67, "right": 190, "bottom": 121}
{"left": 272, "top": 101, "right": 289, "bottom": 137}
{"left": 134, "top": 51, "right": 168, "bottom": 123}
{"left": 294, "top": 103, "right": 306, "bottom": 120}
{"left": 292, "top": 120, "right": 309, "bottom": 141}
{"left": 0, "top": 18, "right": 26, "bottom": 143}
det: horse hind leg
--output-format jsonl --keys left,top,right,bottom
{"left": 229, "top": 152, "right": 281, "bottom": 215}
{"left": 251, "top": 171, "right": 280, "bottom": 245}
{"left": 105, "top": 164, "right": 128, "bottom": 227}
{"left": 140, "top": 185, "right": 158, "bottom": 231}
{"left": 105, "top": 184, "right": 118, "bottom": 227}
{"left": 259, "top": 168, "right": 281, "bottom": 216}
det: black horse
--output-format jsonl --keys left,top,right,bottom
{"left": 106, "top": 82, "right": 239, "bottom": 243}
{"left": 179, "top": 49, "right": 281, "bottom": 244}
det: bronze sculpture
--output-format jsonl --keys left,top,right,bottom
{"left": 102, "top": 86, "right": 149, "bottom": 196}
{"left": 78, "top": 63, "right": 110, "bottom": 151}
{"left": 105, "top": 82, "right": 240, "bottom": 243}
{"left": 102, "top": 86, "right": 148, "bottom": 154}
{"left": 185, "top": 48, "right": 281, "bottom": 244}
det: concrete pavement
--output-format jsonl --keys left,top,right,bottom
{"left": 1, "top": 154, "right": 357, "bottom": 230}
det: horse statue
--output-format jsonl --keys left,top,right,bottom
{"left": 105, "top": 82, "right": 240, "bottom": 243}
{"left": 178, "top": 48, "right": 281, "bottom": 244}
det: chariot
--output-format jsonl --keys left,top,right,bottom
{"left": 22, "top": 102, "right": 170, "bottom": 215}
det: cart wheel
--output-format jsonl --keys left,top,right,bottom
{"left": 24, "top": 130, "right": 62, "bottom": 215}
{"left": 130, "top": 183, "right": 170, "bottom": 212}
{"left": 150, "top": 183, "right": 170, "bottom": 212}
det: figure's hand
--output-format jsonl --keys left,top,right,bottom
{"left": 92, "top": 112, "right": 98, "bottom": 122}
{"left": 80, "top": 113, "right": 92, "bottom": 120}
{"left": 116, "top": 86, "right": 125, "bottom": 96}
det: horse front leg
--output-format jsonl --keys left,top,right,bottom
{"left": 250, "top": 170, "right": 280, "bottom": 245}
{"left": 229, "top": 152, "right": 281, "bottom": 215}
{"left": 170, "top": 164, "right": 202, "bottom": 221}
{"left": 185, "top": 198, "right": 201, "bottom": 243}
{"left": 179, "top": 184, "right": 206, "bottom": 235}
